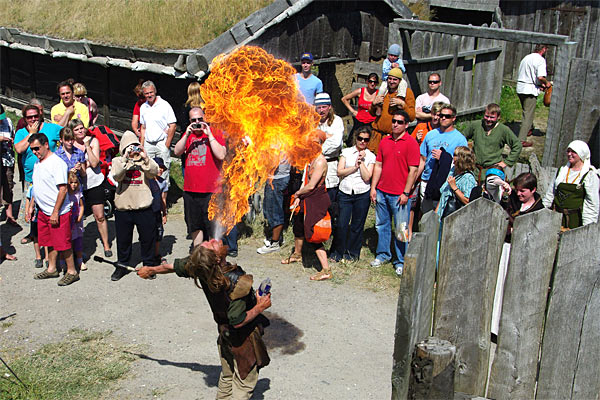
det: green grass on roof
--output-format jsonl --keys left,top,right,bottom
{"left": 0, "top": 0, "right": 273, "bottom": 50}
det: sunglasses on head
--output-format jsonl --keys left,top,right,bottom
{"left": 440, "top": 113, "right": 454, "bottom": 119}
{"left": 428, "top": 80, "right": 440, "bottom": 84}
{"left": 356, "top": 136, "right": 370, "bottom": 142}
{"left": 391, "top": 119, "right": 406, "bottom": 125}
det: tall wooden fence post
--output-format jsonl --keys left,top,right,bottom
{"left": 391, "top": 211, "right": 439, "bottom": 400}
{"left": 487, "top": 209, "right": 562, "bottom": 399}
{"left": 536, "top": 222, "right": 600, "bottom": 399}
{"left": 433, "top": 199, "right": 508, "bottom": 396}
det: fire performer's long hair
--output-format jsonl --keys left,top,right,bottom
{"left": 185, "top": 245, "right": 236, "bottom": 293}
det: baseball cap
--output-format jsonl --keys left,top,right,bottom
{"left": 300, "top": 52, "right": 314, "bottom": 61}
{"left": 0, "top": 104, "right": 5, "bottom": 121}
{"left": 153, "top": 157, "right": 166, "bottom": 169}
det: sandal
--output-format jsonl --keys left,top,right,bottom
{"left": 58, "top": 273, "right": 80, "bottom": 286}
{"left": 310, "top": 271, "right": 332, "bottom": 281}
{"left": 21, "top": 235, "right": 33, "bottom": 244}
{"left": 34, "top": 268, "right": 60, "bottom": 279}
{"left": 281, "top": 253, "right": 302, "bottom": 264}
{"left": 0, "top": 252, "right": 17, "bottom": 261}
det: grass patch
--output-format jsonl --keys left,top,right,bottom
{"left": 498, "top": 84, "right": 549, "bottom": 124}
{"left": 0, "top": 329, "right": 136, "bottom": 400}
{"left": 0, "top": 0, "right": 272, "bottom": 50}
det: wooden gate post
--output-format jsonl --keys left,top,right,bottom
{"left": 391, "top": 211, "right": 438, "bottom": 400}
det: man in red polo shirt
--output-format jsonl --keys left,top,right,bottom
{"left": 369, "top": 110, "right": 420, "bottom": 275}
{"left": 173, "top": 107, "right": 226, "bottom": 247}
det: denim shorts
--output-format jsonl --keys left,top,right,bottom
{"left": 263, "top": 176, "right": 290, "bottom": 228}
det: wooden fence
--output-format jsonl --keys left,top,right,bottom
{"left": 391, "top": 198, "right": 600, "bottom": 399}
{"left": 380, "top": 20, "right": 506, "bottom": 116}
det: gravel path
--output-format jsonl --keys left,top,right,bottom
{"left": 0, "top": 183, "right": 398, "bottom": 399}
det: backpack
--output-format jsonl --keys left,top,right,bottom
{"left": 88, "top": 125, "right": 119, "bottom": 177}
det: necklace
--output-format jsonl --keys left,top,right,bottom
{"left": 565, "top": 167, "right": 581, "bottom": 184}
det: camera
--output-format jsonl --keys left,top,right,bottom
{"left": 192, "top": 122, "right": 208, "bottom": 130}
{"left": 130, "top": 145, "right": 142, "bottom": 153}
{"left": 422, "top": 105, "right": 432, "bottom": 113}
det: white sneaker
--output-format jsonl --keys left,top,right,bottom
{"left": 370, "top": 258, "right": 386, "bottom": 268}
{"left": 257, "top": 241, "right": 281, "bottom": 254}
{"left": 264, "top": 237, "right": 284, "bottom": 247}
{"left": 395, "top": 265, "right": 404, "bottom": 276}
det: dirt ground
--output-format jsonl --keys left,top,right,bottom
{"left": 0, "top": 179, "right": 398, "bottom": 399}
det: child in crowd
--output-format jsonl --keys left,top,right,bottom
{"left": 150, "top": 157, "right": 168, "bottom": 261}
{"left": 68, "top": 171, "right": 85, "bottom": 271}
{"left": 377, "top": 43, "right": 408, "bottom": 100}
{"left": 25, "top": 185, "right": 43, "bottom": 268}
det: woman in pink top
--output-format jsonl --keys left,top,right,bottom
{"left": 341, "top": 73, "right": 379, "bottom": 146}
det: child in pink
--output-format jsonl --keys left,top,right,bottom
{"left": 68, "top": 171, "right": 85, "bottom": 271}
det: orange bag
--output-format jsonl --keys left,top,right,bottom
{"left": 543, "top": 85, "right": 552, "bottom": 107}
{"left": 305, "top": 210, "right": 332, "bottom": 243}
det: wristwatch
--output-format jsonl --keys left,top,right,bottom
{"left": 402, "top": 191, "right": 410, "bottom": 196}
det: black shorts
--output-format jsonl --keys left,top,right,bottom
{"left": 183, "top": 191, "right": 212, "bottom": 236}
{"left": 83, "top": 183, "right": 105, "bottom": 206}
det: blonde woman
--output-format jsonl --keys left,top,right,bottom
{"left": 436, "top": 146, "right": 477, "bottom": 218}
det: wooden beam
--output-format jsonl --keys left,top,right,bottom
{"left": 392, "top": 19, "right": 569, "bottom": 45}
{"left": 459, "top": 46, "right": 502, "bottom": 58}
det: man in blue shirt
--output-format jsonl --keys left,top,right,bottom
{"left": 295, "top": 52, "right": 323, "bottom": 105}
{"left": 419, "top": 104, "right": 467, "bottom": 213}
{"left": 14, "top": 104, "right": 61, "bottom": 237}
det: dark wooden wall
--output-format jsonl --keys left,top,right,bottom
{"left": 500, "top": 0, "right": 600, "bottom": 80}
{"left": 0, "top": 47, "right": 194, "bottom": 132}
{"left": 250, "top": 1, "right": 399, "bottom": 63}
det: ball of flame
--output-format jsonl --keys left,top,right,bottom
{"left": 201, "top": 46, "right": 322, "bottom": 232}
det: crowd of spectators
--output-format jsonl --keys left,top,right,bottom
{"left": 0, "top": 44, "right": 598, "bottom": 286}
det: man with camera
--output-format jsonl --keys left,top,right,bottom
{"left": 415, "top": 73, "right": 449, "bottom": 123}
{"left": 174, "top": 107, "right": 226, "bottom": 248}
{"left": 110, "top": 131, "right": 160, "bottom": 281}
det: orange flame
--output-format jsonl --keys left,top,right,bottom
{"left": 201, "top": 46, "right": 322, "bottom": 232}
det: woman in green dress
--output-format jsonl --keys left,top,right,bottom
{"left": 543, "top": 140, "right": 599, "bottom": 229}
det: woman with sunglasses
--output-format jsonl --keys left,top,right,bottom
{"left": 341, "top": 73, "right": 379, "bottom": 146}
{"left": 329, "top": 126, "right": 376, "bottom": 262}
{"left": 70, "top": 118, "right": 113, "bottom": 258}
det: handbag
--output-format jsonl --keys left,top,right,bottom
{"left": 305, "top": 209, "right": 332, "bottom": 243}
{"left": 543, "top": 84, "right": 552, "bottom": 107}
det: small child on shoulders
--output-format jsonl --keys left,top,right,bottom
{"left": 150, "top": 157, "right": 168, "bottom": 262}
{"left": 67, "top": 171, "right": 85, "bottom": 271}
{"left": 377, "top": 43, "right": 408, "bottom": 100}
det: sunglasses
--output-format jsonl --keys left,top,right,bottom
{"left": 368, "top": 80, "right": 378, "bottom": 84}
{"left": 25, "top": 114, "right": 40, "bottom": 119}
{"left": 440, "top": 113, "right": 454, "bottom": 119}
{"left": 391, "top": 119, "right": 406, "bottom": 125}
{"left": 356, "top": 136, "right": 370, "bottom": 142}
{"left": 190, "top": 117, "right": 204, "bottom": 122}
{"left": 30, "top": 146, "right": 41, "bottom": 151}
{"left": 428, "top": 80, "right": 440, "bottom": 84}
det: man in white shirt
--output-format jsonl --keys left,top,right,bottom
{"left": 516, "top": 44, "right": 550, "bottom": 147}
{"left": 29, "top": 133, "right": 78, "bottom": 286}
{"left": 415, "top": 73, "right": 450, "bottom": 122}
{"left": 139, "top": 80, "right": 176, "bottom": 188}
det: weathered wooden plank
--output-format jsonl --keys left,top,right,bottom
{"left": 391, "top": 19, "right": 569, "bottom": 45}
{"left": 492, "top": 41, "right": 506, "bottom": 104}
{"left": 572, "top": 275, "right": 600, "bottom": 400}
{"left": 453, "top": 35, "right": 475, "bottom": 113}
{"left": 573, "top": 59, "right": 600, "bottom": 146}
{"left": 444, "top": 35, "right": 460, "bottom": 102}
{"left": 353, "top": 60, "right": 380, "bottom": 77}
{"left": 434, "top": 199, "right": 508, "bottom": 396}
{"left": 537, "top": 222, "right": 600, "bottom": 399}
{"left": 391, "top": 211, "right": 438, "bottom": 400}
{"left": 556, "top": 59, "right": 588, "bottom": 166}
{"left": 359, "top": 41, "right": 370, "bottom": 63}
{"left": 487, "top": 209, "right": 562, "bottom": 400}
{"left": 543, "top": 42, "right": 578, "bottom": 167}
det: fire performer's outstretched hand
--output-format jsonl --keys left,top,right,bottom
{"left": 136, "top": 261, "right": 174, "bottom": 279}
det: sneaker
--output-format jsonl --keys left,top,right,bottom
{"left": 257, "top": 240, "right": 281, "bottom": 254}
{"left": 264, "top": 237, "right": 285, "bottom": 246}
{"left": 227, "top": 250, "right": 238, "bottom": 258}
{"left": 104, "top": 249, "right": 113, "bottom": 258}
{"left": 58, "top": 273, "right": 80, "bottom": 286}
{"left": 395, "top": 264, "right": 404, "bottom": 276}
{"left": 34, "top": 268, "right": 60, "bottom": 279}
{"left": 328, "top": 253, "right": 342, "bottom": 262}
{"left": 370, "top": 258, "right": 386, "bottom": 268}
{"left": 34, "top": 259, "right": 43, "bottom": 268}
